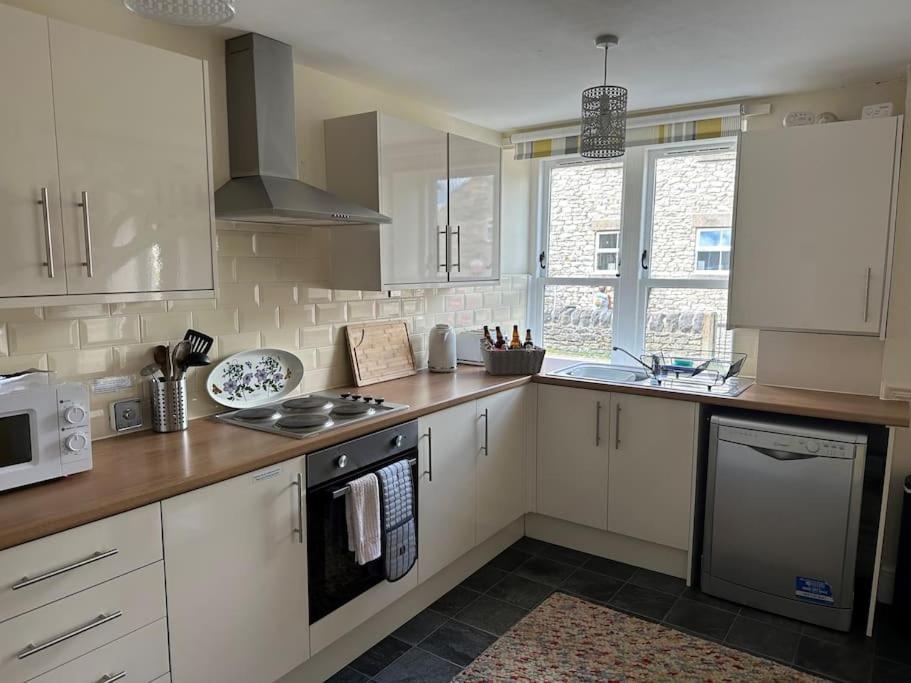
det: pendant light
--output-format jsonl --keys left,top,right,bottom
{"left": 123, "top": 0, "right": 237, "bottom": 26}
{"left": 580, "top": 34, "right": 627, "bottom": 159}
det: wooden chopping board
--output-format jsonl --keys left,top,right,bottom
{"left": 345, "top": 321, "right": 417, "bottom": 387}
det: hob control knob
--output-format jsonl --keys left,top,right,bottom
{"left": 337, "top": 454, "right": 349, "bottom": 469}
{"left": 65, "top": 432, "right": 89, "bottom": 452}
{"left": 64, "top": 405, "right": 87, "bottom": 425}
{"left": 393, "top": 434, "right": 404, "bottom": 448}
{"left": 805, "top": 440, "right": 820, "bottom": 454}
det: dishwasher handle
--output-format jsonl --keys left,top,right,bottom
{"left": 748, "top": 445, "right": 818, "bottom": 461}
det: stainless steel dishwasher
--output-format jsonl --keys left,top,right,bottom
{"left": 701, "top": 414, "right": 867, "bottom": 631}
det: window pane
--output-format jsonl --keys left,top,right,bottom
{"left": 598, "top": 232, "right": 618, "bottom": 249}
{"left": 547, "top": 162, "right": 624, "bottom": 277}
{"left": 648, "top": 150, "right": 736, "bottom": 279}
{"left": 596, "top": 253, "right": 617, "bottom": 272}
{"left": 644, "top": 287, "right": 732, "bottom": 357}
{"left": 543, "top": 284, "right": 615, "bottom": 361}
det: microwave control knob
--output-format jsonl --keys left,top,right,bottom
{"left": 393, "top": 434, "right": 405, "bottom": 448}
{"left": 63, "top": 405, "right": 87, "bottom": 425}
{"left": 65, "top": 432, "right": 89, "bottom": 452}
{"left": 337, "top": 454, "right": 349, "bottom": 469}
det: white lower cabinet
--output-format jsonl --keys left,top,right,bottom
{"left": 536, "top": 384, "right": 610, "bottom": 530}
{"left": 476, "top": 387, "right": 527, "bottom": 543}
{"left": 162, "top": 457, "right": 309, "bottom": 683}
{"left": 29, "top": 618, "right": 169, "bottom": 683}
{"left": 536, "top": 384, "right": 699, "bottom": 550}
{"left": 607, "top": 394, "right": 698, "bottom": 550}
{"left": 418, "top": 400, "right": 479, "bottom": 582}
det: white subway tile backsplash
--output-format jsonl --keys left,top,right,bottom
{"left": 260, "top": 284, "right": 298, "bottom": 307}
{"left": 253, "top": 233, "right": 299, "bottom": 258}
{"left": 45, "top": 304, "right": 109, "bottom": 319}
{"left": 317, "top": 345, "right": 343, "bottom": 369}
{"left": 0, "top": 307, "right": 44, "bottom": 322}
{"left": 277, "top": 258, "right": 317, "bottom": 282}
{"left": 412, "top": 315, "right": 429, "bottom": 333}
{"left": 303, "top": 287, "right": 332, "bottom": 303}
{"left": 434, "top": 313, "right": 456, "bottom": 327}
{"left": 169, "top": 298, "right": 217, "bottom": 312}
{"left": 464, "top": 293, "right": 483, "bottom": 310}
{"left": 377, "top": 300, "right": 402, "bottom": 319}
{"left": 111, "top": 301, "right": 167, "bottom": 315}
{"left": 217, "top": 283, "right": 260, "bottom": 308}
{"left": 454, "top": 310, "right": 474, "bottom": 327}
{"left": 316, "top": 303, "right": 347, "bottom": 324}
{"left": 0, "top": 325, "right": 7, "bottom": 356}
{"left": 474, "top": 309, "right": 492, "bottom": 325}
{"left": 279, "top": 305, "right": 316, "bottom": 328}
{"left": 140, "top": 312, "right": 192, "bottom": 341}
{"left": 261, "top": 327, "right": 298, "bottom": 349}
{"left": 236, "top": 257, "right": 279, "bottom": 283}
{"left": 445, "top": 294, "right": 465, "bottom": 311}
{"left": 113, "top": 342, "right": 159, "bottom": 375}
{"left": 402, "top": 299, "right": 424, "bottom": 316}
{"left": 8, "top": 320, "right": 78, "bottom": 354}
{"left": 482, "top": 292, "right": 501, "bottom": 308}
{"left": 0, "top": 353, "right": 47, "bottom": 373}
{"left": 217, "top": 256, "right": 237, "bottom": 283}
{"left": 217, "top": 332, "right": 262, "bottom": 357}
{"left": 79, "top": 316, "right": 141, "bottom": 347}
{"left": 347, "top": 300, "right": 376, "bottom": 321}
{"left": 47, "top": 348, "right": 114, "bottom": 377}
{"left": 294, "top": 348, "right": 318, "bottom": 371}
{"left": 300, "top": 326, "right": 333, "bottom": 348}
{"left": 217, "top": 231, "right": 255, "bottom": 256}
{"left": 238, "top": 307, "right": 279, "bottom": 333}
{"left": 333, "top": 290, "right": 362, "bottom": 302}
{"left": 192, "top": 309, "right": 239, "bottom": 337}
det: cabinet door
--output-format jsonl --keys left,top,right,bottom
{"left": 418, "top": 401, "right": 477, "bottom": 582}
{"left": 536, "top": 385, "right": 609, "bottom": 530}
{"left": 477, "top": 386, "right": 527, "bottom": 543}
{"left": 379, "top": 115, "right": 449, "bottom": 286}
{"left": 608, "top": 394, "right": 697, "bottom": 549}
{"left": 729, "top": 117, "right": 899, "bottom": 334}
{"left": 447, "top": 134, "right": 501, "bottom": 282}
{"left": 162, "top": 457, "right": 309, "bottom": 683}
{"left": 0, "top": 5, "right": 66, "bottom": 297}
{"left": 49, "top": 20, "right": 214, "bottom": 295}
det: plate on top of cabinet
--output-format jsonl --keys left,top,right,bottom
{"left": 207, "top": 348, "right": 303, "bottom": 408}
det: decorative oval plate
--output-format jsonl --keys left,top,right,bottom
{"left": 207, "top": 348, "right": 303, "bottom": 408}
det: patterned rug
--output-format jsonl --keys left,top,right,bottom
{"left": 454, "top": 592, "right": 824, "bottom": 682}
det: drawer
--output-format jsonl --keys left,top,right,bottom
{"left": 0, "top": 504, "right": 162, "bottom": 623}
{"left": 29, "top": 618, "right": 169, "bottom": 683}
{"left": 0, "top": 562, "right": 166, "bottom": 682}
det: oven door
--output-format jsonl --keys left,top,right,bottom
{"left": 306, "top": 451, "right": 418, "bottom": 624}
{"left": 0, "top": 389, "right": 61, "bottom": 492}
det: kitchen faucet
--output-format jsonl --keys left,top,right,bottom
{"left": 612, "top": 346, "right": 656, "bottom": 374}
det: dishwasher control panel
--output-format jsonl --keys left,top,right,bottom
{"left": 718, "top": 425, "right": 855, "bottom": 459}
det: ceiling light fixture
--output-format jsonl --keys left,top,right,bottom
{"left": 580, "top": 34, "right": 627, "bottom": 159}
{"left": 123, "top": 0, "right": 237, "bottom": 26}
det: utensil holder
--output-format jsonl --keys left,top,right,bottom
{"left": 150, "top": 377, "right": 188, "bottom": 433}
{"left": 481, "top": 345, "right": 546, "bottom": 375}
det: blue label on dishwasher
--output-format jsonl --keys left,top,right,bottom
{"left": 795, "top": 577, "right": 834, "bottom": 604}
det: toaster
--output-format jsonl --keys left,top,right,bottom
{"left": 456, "top": 329, "right": 486, "bottom": 365}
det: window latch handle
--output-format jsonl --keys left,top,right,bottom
{"left": 538, "top": 250, "right": 547, "bottom": 271}
{"left": 641, "top": 249, "right": 649, "bottom": 270}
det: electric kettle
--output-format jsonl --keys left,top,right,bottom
{"left": 428, "top": 324, "right": 457, "bottom": 372}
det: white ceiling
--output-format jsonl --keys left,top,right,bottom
{"left": 229, "top": 0, "right": 911, "bottom": 131}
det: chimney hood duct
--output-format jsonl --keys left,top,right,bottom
{"left": 214, "top": 33, "right": 390, "bottom": 226}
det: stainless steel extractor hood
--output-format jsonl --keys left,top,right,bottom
{"left": 214, "top": 33, "right": 390, "bottom": 226}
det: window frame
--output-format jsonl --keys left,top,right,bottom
{"left": 593, "top": 229, "right": 620, "bottom": 274}
{"left": 529, "top": 136, "right": 738, "bottom": 362}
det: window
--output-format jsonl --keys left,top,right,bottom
{"left": 695, "top": 228, "right": 731, "bottom": 272}
{"left": 532, "top": 142, "right": 737, "bottom": 362}
{"left": 594, "top": 230, "right": 620, "bottom": 273}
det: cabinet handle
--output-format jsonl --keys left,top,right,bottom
{"left": 863, "top": 267, "right": 871, "bottom": 323}
{"left": 12, "top": 548, "right": 119, "bottom": 591}
{"left": 614, "top": 404, "right": 622, "bottom": 450}
{"left": 595, "top": 401, "right": 602, "bottom": 446}
{"left": 480, "top": 409, "right": 489, "bottom": 456}
{"left": 77, "top": 191, "right": 94, "bottom": 278}
{"left": 293, "top": 473, "right": 304, "bottom": 544}
{"left": 37, "top": 187, "right": 55, "bottom": 278}
{"left": 437, "top": 226, "right": 447, "bottom": 271}
{"left": 444, "top": 226, "right": 452, "bottom": 274}
{"left": 453, "top": 224, "right": 461, "bottom": 272}
{"left": 98, "top": 672, "right": 127, "bottom": 683}
{"left": 423, "top": 428, "right": 433, "bottom": 481}
{"left": 18, "top": 611, "right": 122, "bottom": 659}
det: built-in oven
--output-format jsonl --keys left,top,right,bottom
{"left": 306, "top": 420, "right": 419, "bottom": 624}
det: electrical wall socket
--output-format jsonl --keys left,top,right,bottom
{"left": 110, "top": 398, "right": 143, "bottom": 432}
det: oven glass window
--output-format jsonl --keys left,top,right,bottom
{"left": 0, "top": 414, "right": 33, "bottom": 468}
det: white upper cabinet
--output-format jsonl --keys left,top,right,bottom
{"left": 0, "top": 8, "right": 215, "bottom": 306}
{"left": 325, "top": 111, "right": 501, "bottom": 290}
{"left": 536, "top": 384, "right": 610, "bottom": 531}
{"left": 0, "top": 4, "right": 66, "bottom": 297}
{"left": 729, "top": 116, "right": 901, "bottom": 335}
{"left": 49, "top": 19, "right": 215, "bottom": 296}
{"left": 448, "top": 133, "right": 501, "bottom": 282}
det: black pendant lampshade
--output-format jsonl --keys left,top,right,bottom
{"left": 580, "top": 35, "right": 627, "bottom": 159}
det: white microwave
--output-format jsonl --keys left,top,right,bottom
{"left": 0, "top": 381, "right": 92, "bottom": 493}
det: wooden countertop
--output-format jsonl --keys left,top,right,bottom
{"left": 0, "top": 367, "right": 530, "bottom": 551}
{"left": 0, "top": 365, "right": 906, "bottom": 551}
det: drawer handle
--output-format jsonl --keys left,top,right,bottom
{"left": 12, "top": 548, "right": 119, "bottom": 591}
{"left": 18, "top": 610, "right": 122, "bottom": 659}
{"left": 98, "top": 672, "right": 127, "bottom": 683}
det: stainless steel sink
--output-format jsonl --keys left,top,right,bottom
{"left": 549, "top": 363, "right": 650, "bottom": 383}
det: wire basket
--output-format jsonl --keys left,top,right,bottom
{"left": 481, "top": 344, "right": 546, "bottom": 376}
{"left": 150, "top": 377, "right": 188, "bottom": 433}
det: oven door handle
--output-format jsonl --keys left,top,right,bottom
{"left": 293, "top": 473, "right": 304, "bottom": 543}
{"left": 330, "top": 458, "right": 418, "bottom": 499}
{"left": 423, "top": 428, "right": 433, "bottom": 482}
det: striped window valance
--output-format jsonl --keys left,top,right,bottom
{"left": 511, "top": 105, "right": 743, "bottom": 161}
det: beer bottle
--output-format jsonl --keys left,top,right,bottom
{"left": 494, "top": 326, "right": 506, "bottom": 349}
{"left": 523, "top": 329, "right": 534, "bottom": 349}
{"left": 509, "top": 325, "right": 522, "bottom": 350}
{"left": 482, "top": 325, "right": 494, "bottom": 347}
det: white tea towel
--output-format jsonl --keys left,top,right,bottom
{"left": 345, "top": 473, "right": 381, "bottom": 565}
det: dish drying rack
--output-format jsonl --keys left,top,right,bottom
{"left": 639, "top": 351, "right": 748, "bottom": 392}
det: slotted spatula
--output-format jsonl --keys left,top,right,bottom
{"left": 183, "top": 329, "right": 214, "bottom": 355}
